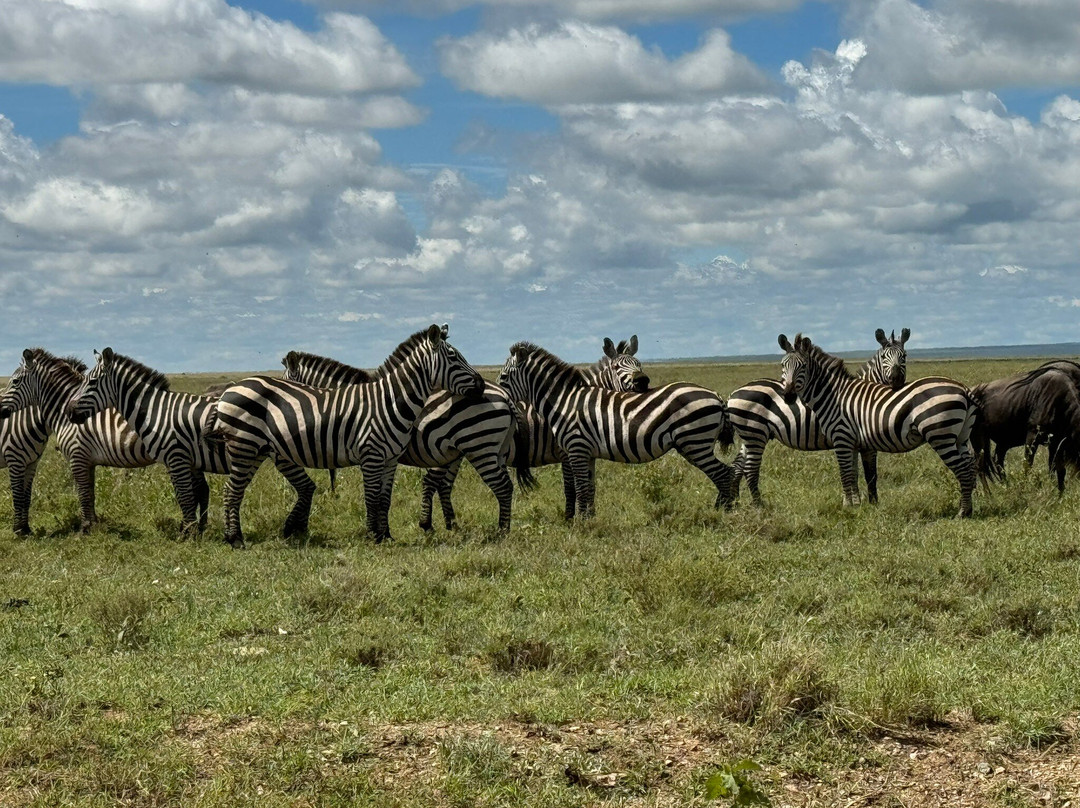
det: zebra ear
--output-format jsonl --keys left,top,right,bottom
{"left": 875, "top": 328, "right": 887, "bottom": 347}
{"left": 22, "top": 348, "right": 34, "bottom": 366}
{"left": 900, "top": 327, "right": 910, "bottom": 346}
{"left": 100, "top": 347, "right": 114, "bottom": 366}
{"left": 794, "top": 333, "right": 809, "bottom": 351}
{"left": 440, "top": 323, "right": 449, "bottom": 340}
{"left": 426, "top": 323, "right": 443, "bottom": 344}
{"left": 603, "top": 338, "right": 617, "bottom": 359}
{"left": 627, "top": 335, "right": 638, "bottom": 356}
{"left": 282, "top": 351, "right": 298, "bottom": 371}
{"left": 778, "top": 334, "right": 793, "bottom": 352}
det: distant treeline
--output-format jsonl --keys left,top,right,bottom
{"left": 662, "top": 342, "right": 1080, "bottom": 365}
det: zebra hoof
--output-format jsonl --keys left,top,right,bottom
{"left": 13, "top": 523, "right": 30, "bottom": 537}
{"left": 418, "top": 520, "right": 433, "bottom": 532}
{"left": 225, "top": 534, "right": 247, "bottom": 549}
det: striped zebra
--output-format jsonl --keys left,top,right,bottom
{"left": 423, "top": 335, "right": 650, "bottom": 524}
{"left": 778, "top": 333, "right": 978, "bottom": 517}
{"left": 67, "top": 348, "right": 315, "bottom": 539}
{"left": 581, "top": 336, "right": 650, "bottom": 392}
{"left": 728, "top": 328, "right": 910, "bottom": 505}
{"left": 207, "top": 325, "right": 485, "bottom": 544}
{"left": 0, "top": 348, "right": 166, "bottom": 534}
{"left": 497, "top": 342, "right": 734, "bottom": 517}
{"left": 281, "top": 349, "right": 532, "bottom": 533}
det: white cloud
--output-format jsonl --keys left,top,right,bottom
{"left": 0, "top": 1, "right": 417, "bottom": 94}
{"left": 305, "top": 0, "right": 800, "bottom": 21}
{"left": 440, "top": 22, "right": 768, "bottom": 104}
{"left": 853, "top": 0, "right": 1080, "bottom": 93}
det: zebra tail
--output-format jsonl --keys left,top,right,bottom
{"left": 201, "top": 403, "right": 225, "bottom": 447}
{"left": 510, "top": 402, "right": 538, "bottom": 492}
{"left": 715, "top": 399, "right": 735, "bottom": 452}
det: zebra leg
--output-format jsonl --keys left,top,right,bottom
{"left": 570, "top": 455, "right": 596, "bottom": 518}
{"left": 738, "top": 440, "right": 767, "bottom": 507}
{"left": 69, "top": 452, "right": 98, "bottom": 532}
{"left": 833, "top": 446, "right": 861, "bottom": 506}
{"left": 436, "top": 458, "right": 463, "bottom": 530}
{"left": 675, "top": 441, "right": 735, "bottom": 510}
{"left": 194, "top": 471, "right": 210, "bottom": 533}
{"left": 222, "top": 448, "right": 260, "bottom": 549}
{"left": 376, "top": 460, "right": 398, "bottom": 539}
{"left": 278, "top": 458, "right": 316, "bottom": 538}
{"left": 467, "top": 453, "right": 513, "bottom": 533}
{"left": 560, "top": 461, "right": 577, "bottom": 520}
{"left": 927, "top": 434, "right": 976, "bottom": 518}
{"left": 164, "top": 457, "right": 202, "bottom": 537}
{"left": 7, "top": 461, "right": 32, "bottom": 535}
{"left": 860, "top": 449, "right": 879, "bottom": 505}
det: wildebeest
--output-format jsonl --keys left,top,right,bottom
{"left": 970, "top": 362, "right": 1080, "bottom": 492}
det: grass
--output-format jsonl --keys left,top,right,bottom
{"left": 1, "top": 357, "right": 1079, "bottom": 805}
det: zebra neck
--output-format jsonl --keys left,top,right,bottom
{"left": 801, "top": 367, "right": 858, "bottom": 413}
{"left": 42, "top": 375, "right": 83, "bottom": 435}
{"left": 116, "top": 384, "right": 169, "bottom": 438}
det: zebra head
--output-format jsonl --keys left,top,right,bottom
{"left": 600, "top": 335, "right": 650, "bottom": 393}
{"left": 0, "top": 349, "right": 42, "bottom": 419}
{"left": 868, "top": 327, "right": 910, "bottom": 389}
{"left": 497, "top": 342, "right": 533, "bottom": 402}
{"left": 68, "top": 347, "right": 119, "bottom": 425}
{"left": 778, "top": 333, "right": 809, "bottom": 404}
{"left": 424, "top": 324, "right": 485, "bottom": 399}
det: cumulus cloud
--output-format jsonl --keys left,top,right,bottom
{"left": 440, "top": 23, "right": 769, "bottom": 104}
{"left": 305, "top": 0, "right": 801, "bottom": 21}
{"left": 0, "top": 1, "right": 417, "bottom": 94}
{"left": 853, "top": 0, "right": 1080, "bottom": 93}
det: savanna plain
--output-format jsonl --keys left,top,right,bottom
{"left": 2, "top": 357, "right": 1080, "bottom": 807}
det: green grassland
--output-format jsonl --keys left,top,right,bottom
{"left": 2, "top": 358, "right": 1079, "bottom": 806}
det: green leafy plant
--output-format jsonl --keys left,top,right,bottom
{"left": 705, "top": 760, "right": 770, "bottom": 806}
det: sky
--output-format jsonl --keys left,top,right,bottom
{"left": 1, "top": 0, "right": 1080, "bottom": 371}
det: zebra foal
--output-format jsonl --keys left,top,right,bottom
{"left": 728, "top": 328, "right": 910, "bottom": 505}
{"left": 778, "top": 333, "right": 978, "bottom": 517}
{"left": 497, "top": 342, "right": 734, "bottom": 518}
{"left": 0, "top": 348, "right": 162, "bottom": 533}
{"left": 281, "top": 349, "right": 531, "bottom": 533}
{"left": 208, "top": 325, "right": 485, "bottom": 544}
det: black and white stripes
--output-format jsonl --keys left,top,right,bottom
{"left": 209, "top": 324, "right": 484, "bottom": 544}
{"left": 778, "top": 333, "right": 977, "bottom": 517}
{"left": 497, "top": 342, "right": 733, "bottom": 517}
{"left": 727, "top": 328, "right": 910, "bottom": 505}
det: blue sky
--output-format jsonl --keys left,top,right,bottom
{"left": 1, "top": 0, "right": 1079, "bottom": 371}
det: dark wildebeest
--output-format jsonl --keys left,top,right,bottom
{"left": 970, "top": 363, "right": 1080, "bottom": 492}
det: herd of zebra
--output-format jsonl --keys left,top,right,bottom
{"left": 0, "top": 323, "right": 1077, "bottom": 545}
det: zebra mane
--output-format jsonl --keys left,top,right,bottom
{"left": 285, "top": 351, "right": 372, "bottom": 384}
{"left": 372, "top": 329, "right": 433, "bottom": 380}
{"left": 797, "top": 336, "right": 853, "bottom": 380}
{"left": 25, "top": 348, "right": 87, "bottom": 385}
{"left": 109, "top": 352, "right": 171, "bottom": 390}
{"left": 510, "top": 341, "right": 587, "bottom": 387}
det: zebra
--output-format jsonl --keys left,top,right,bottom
{"left": 67, "top": 348, "right": 315, "bottom": 539}
{"left": 207, "top": 324, "right": 485, "bottom": 544}
{"left": 496, "top": 342, "right": 734, "bottom": 518}
{"left": 778, "top": 333, "right": 978, "bottom": 517}
{"left": 580, "top": 336, "right": 650, "bottom": 392}
{"left": 280, "top": 348, "right": 533, "bottom": 533}
{"left": 728, "top": 328, "right": 910, "bottom": 506}
{"left": 422, "top": 335, "right": 650, "bottom": 524}
{"left": 0, "top": 348, "right": 164, "bottom": 534}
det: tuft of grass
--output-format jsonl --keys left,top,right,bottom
{"left": 89, "top": 589, "right": 154, "bottom": 650}
{"left": 707, "top": 647, "right": 837, "bottom": 729}
{"left": 486, "top": 637, "right": 558, "bottom": 674}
